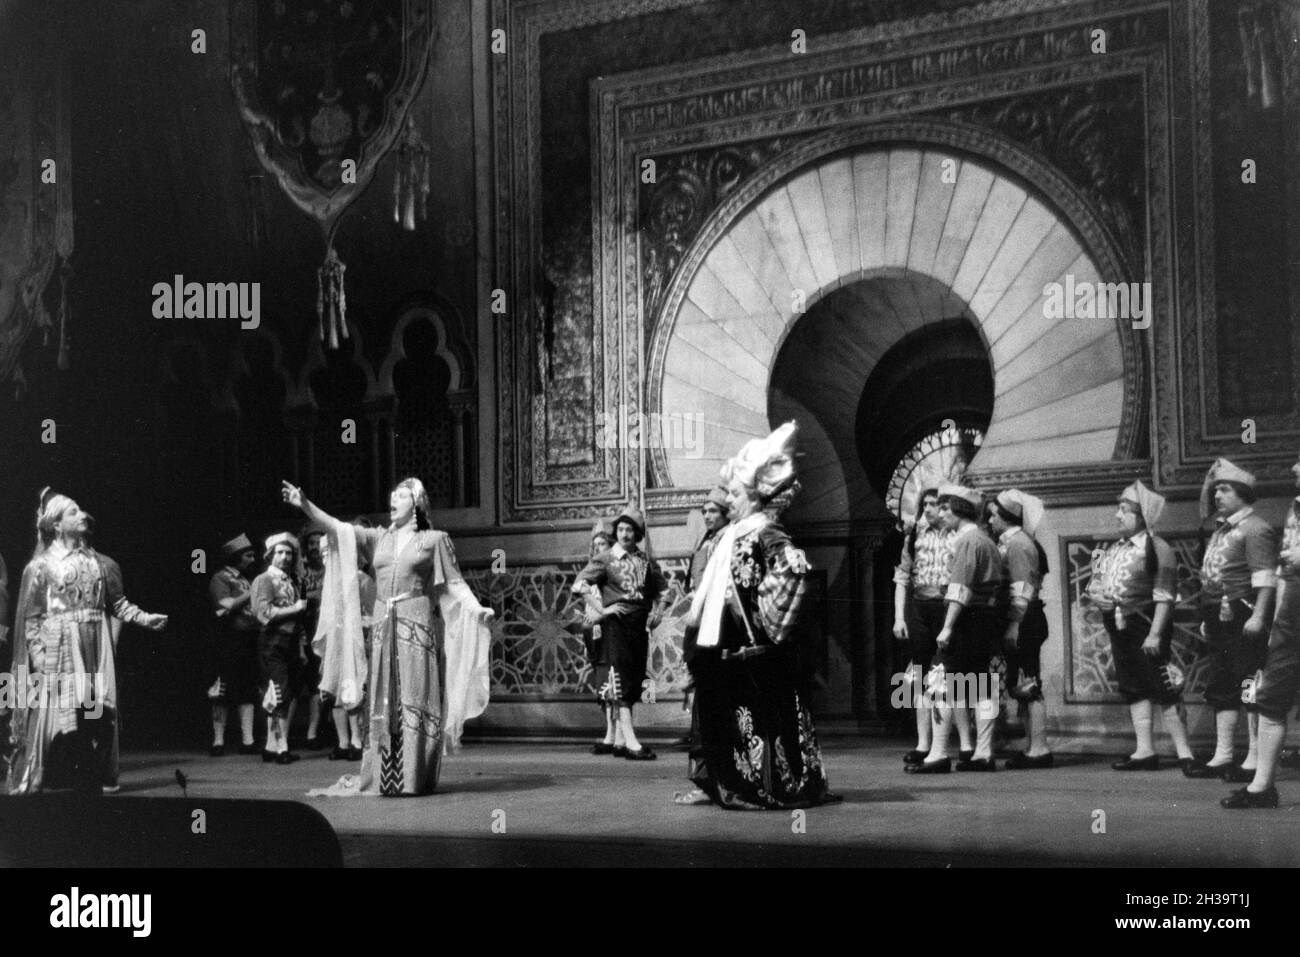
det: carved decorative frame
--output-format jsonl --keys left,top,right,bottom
{"left": 1169, "top": 0, "right": 1300, "bottom": 490}
{"left": 492, "top": 0, "right": 1292, "bottom": 522}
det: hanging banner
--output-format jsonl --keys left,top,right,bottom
{"left": 230, "top": 0, "right": 436, "bottom": 346}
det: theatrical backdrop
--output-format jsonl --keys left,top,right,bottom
{"left": 0, "top": 0, "right": 1296, "bottom": 748}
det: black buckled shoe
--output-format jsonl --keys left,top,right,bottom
{"left": 591, "top": 742, "right": 616, "bottom": 755}
{"left": 238, "top": 743, "right": 261, "bottom": 756}
{"left": 624, "top": 746, "right": 656, "bottom": 761}
{"left": 1220, "top": 786, "right": 1278, "bottom": 809}
{"left": 329, "top": 746, "right": 349, "bottom": 760}
{"left": 906, "top": 758, "right": 951, "bottom": 774}
{"left": 612, "top": 745, "right": 629, "bottom": 758}
{"left": 1004, "top": 752, "right": 1054, "bottom": 770}
{"left": 957, "top": 750, "right": 974, "bottom": 762}
{"left": 1111, "top": 755, "right": 1159, "bottom": 771}
{"left": 1181, "top": 759, "right": 1227, "bottom": 778}
{"left": 275, "top": 752, "right": 300, "bottom": 765}
{"left": 903, "top": 749, "right": 927, "bottom": 766}
{"left": 955, "top": 757, "right": 997, "bottom": 772}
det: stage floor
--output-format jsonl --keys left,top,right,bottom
{"left": 116, "top": 739, "right": 1300, "bottom": 867}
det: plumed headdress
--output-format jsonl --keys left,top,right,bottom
{"left": 721, "top": 421, "right": 799, "bottom": 504}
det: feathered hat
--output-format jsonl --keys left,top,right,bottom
{"left": 722, "top": 421, "right": 798, "bottom": 503}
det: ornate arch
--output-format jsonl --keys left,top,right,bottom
{"left": 646, "top": 118, "right": 1146, "bottom": 495}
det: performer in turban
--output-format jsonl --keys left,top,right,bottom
{"left": 988, "top": 488, "right": 1053, "bottom": 770}
{"left": 680, "top": 486, "right": 731, "bottom": 747}
{"left": 207, "top": 533, "right": 261, "bottom": 756}
{"left": 284, "top": 477, "right": 494, "bottom": 796}
{"left": 1223, "top": 453, "right": 1300, "bottom": 807}
{"left": 1087, "top": 481, "right": 1195, "bottom": 771}
{"left": 1184, "top": 459, "right": 1277, "bottom": 781}
{"left": 677, "top": 421, "right": 837, "bottom": 808}
{"left": 8, "top": 489, "right": 168, "bottom": 794}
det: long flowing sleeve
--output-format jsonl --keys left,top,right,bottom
{"left": 430, "top": 531, "right": 494, "bottom": 752}
{"left": 314, "top": 523, "right": 368, "bottom": 709}
{"left": 20, "top": 562, "right": 46, "bottom": 670}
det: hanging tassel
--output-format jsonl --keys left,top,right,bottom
{"left": 56, "top": 258, "right": 72, "bottom": 370}
{"left": 392, "top": 115, "right": 430, "bottom": 232}
{"left": 316, "top": 245, "right": 347, "bottom": 349}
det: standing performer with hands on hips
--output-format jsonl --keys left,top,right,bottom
{"left": 283, "top": 477, "right": 494, "bottom": 796}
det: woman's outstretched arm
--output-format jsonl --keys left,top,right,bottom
{"left": 281, "top": 480, "right": 344, "bottom": 532}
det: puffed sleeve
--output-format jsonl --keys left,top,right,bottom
{"left": 1151, "top": 535, "right": 1177, "bottom": 604}
{"left": 250, "top": 574, "right": 278, "bottom": 625}
{"left": 756, "top": 526, "right": 810, "bottom": 644}
{"left": 1245, "top": 518, "right": 1279, "bottom": 589}
{"left": 572, "top": 552, "right": 608, "bottom": 593}
{"left": 893, "top": 526, "right": 916, "bottom": 587}
{"left": 945, "top": 537, "right": 978, "bottom": 607}
{"left": 1006, "top": 536, "right": 1038, "bottom": 604}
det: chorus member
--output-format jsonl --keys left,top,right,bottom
{"left": 989, "top": 489, "right": 1053, "bottom": 770}
{"left": 910, "top": 485, "right": 1002, "bottom": 774}
{"left": 892, "top": 486, "right": 954, "bottom": 767}
{"left": 1223, "top": 454, "right": 1300, "bottom": 808}
{"left": 573, "top": 508, "right": 668, "bottom": 760}
{"left": 8, "top": 489, "right": 167, "bottom": 794}
{"left": 207, "top": 534, "right": 261, "bottom": 756}
{"left": 298, "top": 527, "right": 327, "bottom": 749}
{"left": 1087, "top": 482, "right": 1195, "bottom": 771}
{"left": 680, "top": 421, "right": 837, "bottom": 808}
{"left": 252, "top": 533, "right": 308, "bottom": 765}
{"left": 573, "top": 521, "right": 618, "bottom": 754}
{"left": 1185, "top": 459, "right": 1277, "bottom": 782}
{"left": 681, "top": 487, "right": 730, "bottom": 749}
{"left": 286, "top": 478, "right": 493, "bottom": 796}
